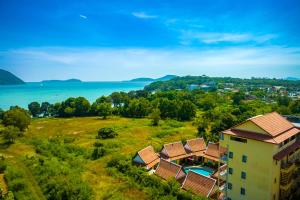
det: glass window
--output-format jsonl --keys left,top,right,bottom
{"left": 229, "top": 167, "right": 233, "bottom": 174}
{"left": 230, "top": 136, "right": 247, "bottom": 143}
{"left": 241, "top": 187, "right": 246, "bottom": 195}
{"left": 229, "top": 151, "right": 233, "bottom": 159}
{"left": 241, "top": 171, "right": 246, "bottom": 179}
{"left": 242, "top": 155, "right": 247, "bottom": 163}
{"left": 228, "top": 183, "right": 232, "bottom": 190}
{"left": 220, "top": 133, "right": 224, "bottom": 140}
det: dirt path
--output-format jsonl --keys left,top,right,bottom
{"left": 0, "top": 173, "right": 8, "bottom": 194}
{"left": 1, "top": 151, "right": 46, "bottom": 200}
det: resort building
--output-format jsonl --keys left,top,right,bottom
{"left": 181, "top": 171, "right": 217, "bottom": 198}
{"left": 155, "top": 159, "right": 186, "bottom": 183}
{"left": 133, "top": 145, "right": 160, "bottom": 169}
{"left": 184, "top": 138, "right": 206, "bottom": 158}
{"left": 203, "top": 142, "right": 227, "bottom": 163}
{"left": 220, "top": 112, "right": 300, "bottom": 200}
{"left": 160, "top": 141, "right": 188, "bottom": 162}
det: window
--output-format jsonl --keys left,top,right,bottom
{"left": 241, "top": 187, "right": 246, "bottom": 195}
{"left": 229, "top": 151, "right": 233, "bottom": 159}
{"left": 229, "top": 167, "right": 233, "bottom": 174}
{"left": 242, "top": 155, "right": 247, "bottom": 163}
{"left": 241, "top": 171, "right": 246, "bottom": 179}
{"left": 230, "top": 136, "right": 247, "bottom": 143}
{"left": 291, "top": 135, "right": 296, "bottom": 140}
{"left": 228, "top": 183, "right": 232, "bottom": 190}
{"left": 220, "top": 133, "right": 224, "bottom": 140}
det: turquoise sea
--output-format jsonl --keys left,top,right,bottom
{"left": 0, "top": 81, "right": 149, "bottom": 110}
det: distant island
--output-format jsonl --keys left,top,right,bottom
{"left": 285, "top": 77, "right": 300, "bottom": 81}
{"left": 0, "top": 69, "right": 25, "bottom": 85}
{"left": 128, "top": 75, "right": 177, "bottom": 82}
{"left": 41, "top": 79, "right": 82, "bottom": 83}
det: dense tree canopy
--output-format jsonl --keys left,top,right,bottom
{"left": 2, "top": 107, "right": 31, "bottom": 131}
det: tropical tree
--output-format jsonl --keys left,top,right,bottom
{"left": 149, "top": 108, "right": 161, "bottom": 126}
{"left": 40, "top": 102, "right": 51, "bottom": 117}
{"left": 28, "top": 102, "right": 41, "bottom": 117}
{"left": 1, "top": 126, "right": 21, "bottom": 143}
{"left": 96, "top": 102, "right": 112, "bottom": 119}
{"left": 2, "top": 108, "right": 31, "bottom": 131}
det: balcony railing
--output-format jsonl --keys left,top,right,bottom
{"left": 280, "top": 163, "right": 296, "bottom": 186}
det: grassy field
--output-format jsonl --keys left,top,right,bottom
{"left": 0, "top": 117, "right": 198, "bottom": 199}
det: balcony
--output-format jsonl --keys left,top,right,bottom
{"left": 280, "top": 162, "right": 296, "bottom": 186}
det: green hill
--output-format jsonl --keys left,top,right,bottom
{"left": 0, "top": 69, "right": 24, "bottom": 85}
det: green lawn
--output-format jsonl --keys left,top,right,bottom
{"left": 0, "top": 117, "right": 198, "bottom": 199}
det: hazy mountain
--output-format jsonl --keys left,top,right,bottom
{"left": 128, "top": 75, "right": 177, "bottom": 82}
{"left": 285, "top": 77, "right": 300, "bottom": 81}
{"left": 0, "top": 69, "right": 25, "bottom": 85}
{"left": 41, "top": 79, "right": 82, "bottom": 83}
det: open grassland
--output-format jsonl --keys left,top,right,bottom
{"left": 0, "top": 117, "right": 197, "bottom": 199}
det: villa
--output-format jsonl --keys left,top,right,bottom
{"left": 160, "top": 141, "right": 188, "bottom": 162}
{"left": 155, "top": 159, "right": 186, "bottom": 183}
{"left": 181, "top": 171, "right": 217, "bottom": 198}
{"left": 184, "top": 138, "right": 206, "bottom": 158}
{"left": 133, "top": 146, "right": 160, "bottom": 170}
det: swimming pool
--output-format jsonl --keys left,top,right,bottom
{"left": 184, "top": 166, "right": 214, "bottom": 177}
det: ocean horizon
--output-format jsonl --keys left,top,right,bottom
{"left": 0, "top": 81, "right": 150, "bottom": 110}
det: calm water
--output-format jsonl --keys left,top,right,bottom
{"left": 184, "top": 167, "right": 213, "bottom": 177}
{"left": 0, "top": 81, "right": 149, "bottom": 110}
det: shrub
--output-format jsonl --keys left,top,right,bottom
{"left": 91, "top": 147, "right": 106, "bottom": 160}
{"left": 97, "top": 127, "right": 117, "bottom": 139}
{"left": 0, "top": 160, "right": 7, "bottom": 173}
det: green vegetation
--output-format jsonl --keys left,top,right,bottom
{"left": 97, "top": 127, "right": 118, "bottom": 139}
{"left": 0, "top": 117, "right": 197, "bottom": 199}
{"left": 106, "top": 156, "right": 207, "bottom": 200}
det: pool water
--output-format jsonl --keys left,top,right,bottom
{"left": 184, "top": 167, "right": 213, "bottom": 177}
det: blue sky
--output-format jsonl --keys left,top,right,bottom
{"left": 0, "top": 0, "right": 300, "bottom": 81}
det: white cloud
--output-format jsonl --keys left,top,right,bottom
{"left": 1, "top": 46, "right": 300, "bottom": 81}
{"left": 132, "top": 12, "right": 157, "bottom": 19}
{"left": 180, "top": 31, "right": 277, "bottom": 44}
{"left": 79, "top": 14, "right": 87, "bottom": 19}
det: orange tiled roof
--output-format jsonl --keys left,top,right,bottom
{"left": 163, "top": 141, "right": 187, "bottom": 159}
{"left": 204, "top": 142, "right": 227, "bottom": 159}
{"left": 249, "top": 112, "right": 294, "bottom": 136}
{"left": 138, "top": 146, "right": 159, "bottom": 166}
{"left": 273, "top": 140, "right": 300, "bottom": 160}
{"left": 223, "top": 112, "right": 300, "bottom": 144}
{"left": 185, "top": 138, "right": 206, "bottom": 153}
{"left": 182, "top": 171, "right": 216, "bottom": 197}
{"left": 223, "top": 126, "right": 300, "bottom": 145}
{"left": 155, "top": 159, "right": 184, "bottom": 180}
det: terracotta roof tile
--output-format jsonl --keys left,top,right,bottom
{"left": 155, "top": 159, "right": 183, "bottom": 180}
{"left": 163, "top": 141, "right": 187, "bottom": 159}
{"left": 185, "top": 138, "right": 206, "bottom": 153}
{"left": 204, "top": 143, "right": 227, "bottom": 159}
{"left": 223, "top": 124, "right": 300, "bottom": 145}
{"left": 249, "top": 112, "right": 294, "bottom": 136}
{"left": 182, "top": 171, "right": 216, "bottom": 197}
{"left": 138, "top": 146, "right": 159, "bottom": 165}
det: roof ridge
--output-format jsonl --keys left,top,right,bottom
{"left": 164, "top": 141, "right": 183, "bottom": 146}
{"left": 138, "top": 145, "right": 153, "bottom": 154}
{"left": 250, "top": 112, "right": 295, "bottom": 136}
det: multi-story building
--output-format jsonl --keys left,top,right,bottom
{"left": 219, "top": 112, "right": 300, "bottom": 200}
